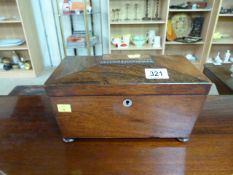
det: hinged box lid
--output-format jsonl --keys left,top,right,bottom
{"left": 45, "top": 55, "right": 211, "bottom": 96}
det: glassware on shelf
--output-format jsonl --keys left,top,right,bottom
{"left": 111, "top": 7, "right": 121, "bottom": 22}
{"left": 125, "top": 3, "right": 130, "bottom": 21}
{"left": 134, "top": 4, "right": 139, "bottom": 21}
{"left": 142, "top": 0, "right": 151, "bottom": 20}
{"left": 116, "top": 9, "right": 120, "bottom": 21}
{"left": 112, "top": 9, "right": 116, "bottom": 21}
{"left": 152, "top": 0, "right": 162, "bottom": 20}
{"left": 131, "top": 35, "right": 148, "bottom": 48}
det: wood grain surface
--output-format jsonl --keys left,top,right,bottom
{"left": 45, "top": 55, "right": 211, "bottom": 96}
{"left": 0, "top": 95, "right": 233, "bottom": 175}
{"left": 51, "top": 95, "right": 206, "bottom": 138}
{"left": 204, "top": 63, "right": 233, "bottom": 94}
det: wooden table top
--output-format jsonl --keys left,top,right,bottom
{"left": 204, "top": 64, "right": 233, "bottom": 94}
{"left": 0, "top": 95, "right": 233, "bottom": 175}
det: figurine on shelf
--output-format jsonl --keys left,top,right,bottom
{"left": 192, "top": 4, "right": 198, "bottom": 10}
{"left": 18, "top": 57, "right": 32, "bottom": 70}
{"left": 188, "top": 2, "right": 207, "bottom": 9}
{"left": 11, "top": 51, "right": 20, "bottom": 64}
{"left": 18, "top": 57, "right": 25, "bottom": 69}
{"left": 230, "top": 64, "right": 233, "bottom": 77}
{"left": 206, "top": 57, "right": 213, "bottom": 63}
{"left": 24, "top": 60, "right": 32, "bottom": 70}
{"left": 148, "top": 30, "right": 156, "bottom": 44}
{"left": 224, "top": 50, "right": 231, "bottom": 63}
{"left": 214, "top": 52, "right": 223, "bottom": 65}
{"left": 186, "top": 53, "right": 196, "bottom": 62}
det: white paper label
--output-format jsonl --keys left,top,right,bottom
{"left": 57, "top": 104, "right": 72, "bottom": 112}
{"left": 145, "top": 68, "right": 169, "bottom": 79}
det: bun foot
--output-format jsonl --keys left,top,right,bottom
{"left": 177, "top": 137, "right": 190, "bottom": 143}
{"left": 63, "top": 138, "right": 75, "bottom": 143}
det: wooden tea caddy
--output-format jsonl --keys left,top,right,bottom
{"left": 45, "top": 55, "right": 211, "bottom": 143}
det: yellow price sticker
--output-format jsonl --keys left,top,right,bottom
{"left": 57, "top": 104, "right": 72, "bottom": 113}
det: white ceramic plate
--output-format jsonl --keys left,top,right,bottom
{"left": 172, "top": 13, "right": 192, "bottom": 38}
{"left": 0, "top": 39, "right": 25, "bottom": 47}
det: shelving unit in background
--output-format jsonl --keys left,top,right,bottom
{"left": 165, "top": 0, "right": 215, "bottom": 69}
{"left": 0, "top": 0, "right": 43, "bottom": 78}
{"left": 109, "top": 0, "right": 170, "bottom": 56}
{"left": 56, "top": 0, "right": 103, "bottom": 57}
{"left": 206, "top": 0, "right": 233, "bottom": 63}
{"left": 108, "top": 0, "right": 221, "bottom": 70}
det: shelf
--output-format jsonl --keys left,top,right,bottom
{"left": 212, "top": 38, "right": 233, "bottom": 45}
{"left": 0, "top": 20, "right": 21, "bottom": 24}
{"left": 169, "top": 8, "right": 212, "bottom": 12}
{"left": 108, "top": 0, "right": 220, "bottom": 71}
{"left": 219, "top": 14, "right": 233, "bottom": 17}
{"left": 61, "top": 11, "right": 101, "bottom": 16}
{"left": 111, "top": 44, "right": 163, "bottom": 51}
{"left": 0, "top": 43, "right": 28, "bottom": 51}
{"left": 0, "top": 0, "right": 43, "bottom": 77}
{"left": 166, "top": 41, "right": 204, "bottom": 45}
{"left": 0, "top": 69, "right": 35, "bottom": 78}
{"left": 110, "top": 20, "right": 166, "bottom": 25}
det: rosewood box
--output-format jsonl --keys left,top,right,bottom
{"left": 45, "top": 55, "right": 211, "bottom": 142}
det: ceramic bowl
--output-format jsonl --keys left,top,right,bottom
{"left": 131, "top": 35, "right": 147, "bottom": 47}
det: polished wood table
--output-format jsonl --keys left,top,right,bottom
{"left": 204, "top": 64, "right": 233, "bottom": 94}
{"left": 0, "top": 95, "right": 233, "bottom": 175}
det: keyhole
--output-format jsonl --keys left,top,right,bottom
{"left": 123, "top": 99, "right": 133, "bottom": 107}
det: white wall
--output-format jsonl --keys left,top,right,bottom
{"left": 31, "top": 0, "right": 110, "bottom": 67}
